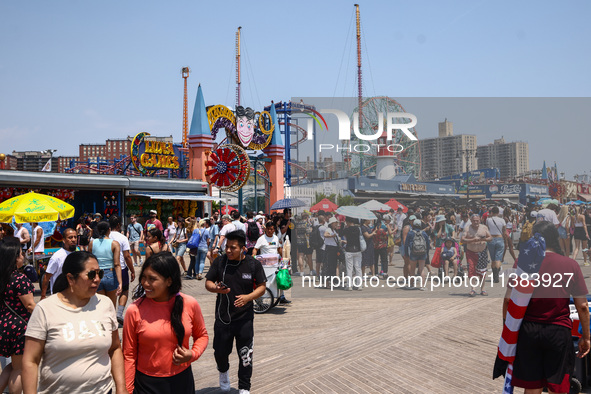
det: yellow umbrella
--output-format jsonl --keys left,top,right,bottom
{"left": 0, "top": 192, "right": 75, "bottom": 223}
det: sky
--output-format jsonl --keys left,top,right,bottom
{"left": 1, "top": 0, "right": 590, "bottom": 177}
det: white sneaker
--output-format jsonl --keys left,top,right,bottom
{"left": 219, "top": 371, "right": 231, "bottom": 392}
{"left": 239, "top": 390, "right": 250, "bottom": 394}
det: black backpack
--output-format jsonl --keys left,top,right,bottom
{"left": 246, "top": 221, "right": 260, "bottom": 242}
{"left": 309, "top": 225, "right": 324, "bottom": 249}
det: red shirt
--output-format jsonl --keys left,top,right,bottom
{"left": 513, "top": 252, "right": 588, "bottom": 328}
{"left": 123, "top": 293, "right": 208, "bottom": 392}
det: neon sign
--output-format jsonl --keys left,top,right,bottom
{"left": 131, "top": 132, "right": 180, "bottom": 175}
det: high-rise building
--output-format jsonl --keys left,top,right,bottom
{"left": 419, "top": 120, "right": 478, "bottom": 180}
{"left": 11, "top": 151, "right": 58, "bottom": 172}
{"left": 477, "top": 137, "right": 529, "bottom": 179}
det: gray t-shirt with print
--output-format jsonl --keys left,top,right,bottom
{"left": 25, "top": 294, "right": 117, "bottom": 394}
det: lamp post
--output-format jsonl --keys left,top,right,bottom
{"left": 457, "top": 149, "right": 477, "bottom": 200}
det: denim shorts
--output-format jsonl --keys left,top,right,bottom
{"left": 557, "top": 226, "right": 568, "bottom": 239}
{"left": 175, "top": 243, "right": 187, "bottom": 257}
{"left": 487, "top": 237, "right": 505, "bottom": 262}
{"left": 97, "top": 269, "right": 119, "bottom": 292}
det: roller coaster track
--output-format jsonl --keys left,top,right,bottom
{"left": 279, "top": 122, "right": 307, "bottom": 147}
{"left": 288, "top": 161, "right": 307, "bottom": 178}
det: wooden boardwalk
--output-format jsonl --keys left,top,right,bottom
{"left": 183, "top": 276, "right": 507, "bottom": 393}
{"left": 30, "top": 250, "right": 591, "bottom": 393}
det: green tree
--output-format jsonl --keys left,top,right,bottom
{"left": 337, "top": 194, "right": 355, "bottom": 206}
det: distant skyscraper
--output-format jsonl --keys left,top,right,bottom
{"left": 420, "top": 120, "right": 478, "bottom": 180}
{"left": 477, "top": 137, "right": 529, "bottom": 179}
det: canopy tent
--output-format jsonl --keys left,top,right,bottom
{"left": 310, "top": 198, "right": 338, "bottom": 213}
{"left": 385, "top": 198, "right": 408, "bottom": 213}
{"left": 220, "top": 205, "right": 238, "bottom": 214}
{"left": 359, "top": 199, "right": 391, "bottom": 212}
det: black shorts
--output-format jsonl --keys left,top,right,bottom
{"left": 512, "top": 320, "right": 574, "bottom": 393}
{"left": 121, "top": 268, "right": 129, "bottom": 292}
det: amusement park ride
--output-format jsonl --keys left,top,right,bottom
{"left": 64, "top": 4, "right": 422, "bottom": 212}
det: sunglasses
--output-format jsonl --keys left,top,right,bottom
{"left": 86, "top": 269, "right": 104, "bottom": 280}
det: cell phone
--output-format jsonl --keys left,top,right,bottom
{"left": 218, "top": 282, "right": 228, "bottom": 289}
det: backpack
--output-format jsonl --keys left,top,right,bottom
{"left": 309, "top": 225, "right": 324, "bottom": 249}
{"left": 410, "top": 230, "right": 427, "bottom": 255}
{"left": 247, "top": 221, "right": 260, "bottom": 243}
{"left": 520, "top": 220, "right": 533, "bottom": 242}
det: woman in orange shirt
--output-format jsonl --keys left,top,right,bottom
{"left": 123, "top": 252, "right": 208, "bottom": 393}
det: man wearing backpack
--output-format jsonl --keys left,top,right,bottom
{"left": 245, "top": 211, "right": 263, "bottom": 255}
{"left": 403, "top": 219, "right": 431, "bottom": 290}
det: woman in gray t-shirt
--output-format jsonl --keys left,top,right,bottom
{"left": 22, "top": 251, "right": 125, "bottom": 394}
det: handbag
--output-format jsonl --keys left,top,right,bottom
{"left": 359, "top": 227, "right": 367, "bottom": 253}
{"left": 276, "top": 268, "right": 293, "bottom": 290}
{"left": 187, "top": 229, "right": 201, "bottom": 249}
{"left": 23, "top": 264, "right": 38, "bottom": 283}
{"left": 430, "top": 247, "right": 442, "bottom": 268}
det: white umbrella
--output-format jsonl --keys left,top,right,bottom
{"left": 359, "top": 199, "right": 391, "bottom": 212}
{"left": 336, "top": 206, "right": 377, "bottom": 221}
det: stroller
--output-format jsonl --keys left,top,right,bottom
{"left": 437, "top": 238, "right": 465, "bottom": 280}
{"left": 568, "top": 296, "right": 591, "bottom": 394}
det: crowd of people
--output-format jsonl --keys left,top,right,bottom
{"left": 1, "top": 201, "right": 591, "bottom": 393}
{"left": 288, "top": 202, "right": 591, "bottom": 295}
{"left": 0, "top": 206, "right": 304, "bottom": 394}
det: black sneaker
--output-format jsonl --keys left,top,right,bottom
{"left": 117, "top": 316, "right": 124, "bottom": 326}
{"left": 278, "top": 295, "right": 292, "bottom": 304}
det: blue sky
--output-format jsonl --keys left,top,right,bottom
{"left": 1, "top": 1, "right": 590, "bottom": 176}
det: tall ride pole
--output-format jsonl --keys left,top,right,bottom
{"left": 236, "top": 27, "right": 244, "bottom": 213}
{"left": 181, "top": 67, "right": 190, "bottom": 148}
{"left": 355, "top": 4, "right": 364, "bottom": 175}
{"left": 236, "top": 27, "right": 241, "bottom": 108}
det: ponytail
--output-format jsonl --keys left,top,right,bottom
{"left": 52, "top": 273, "right": 69, "bottom": 293}
{"left": 171, "top": 293, "right": 185, "bottom": 346}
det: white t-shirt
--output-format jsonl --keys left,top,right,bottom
{"left": 536, "top": 209, "right": 560, "bottom": 226}
{"left": 33, "top": 226, "right": 45, "bottom": 254}
{"left": 166, "top": 223, "right": 177, "bottom": 243}
{"left": 232, "top": 220, "right": 246, "bottom": 233}
{"left": 25, "top": 294, "right": 117, "bottom": 394}
{"left": 324, "top": 227, "right": 338, "bottom": 247}
{"left": 318, "top": 224, "right": 328, "bottom": 250}
{"left": 254, "top": 234, "right": 280, "bottom": 255}
{"left": 218, "top": 223, "right": 236, "bottom": 250}
{"left": 45, "top": 248, "right": 72, "bottom": 294}
{"left": 486, "top": 217, "right": 506, "bottom": 236}
{"left": 109, "top": 231, "right": 130, "bottom": 270}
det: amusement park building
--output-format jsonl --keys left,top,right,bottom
{"left": 0, "top": 170, "right": 212, "bottom": 224}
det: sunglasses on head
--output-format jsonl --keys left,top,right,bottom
{"left": 86, "top": 269, "right": 104, "bottom": 280}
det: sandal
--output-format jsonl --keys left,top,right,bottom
{"left": 469, "top": 290, "right": 477, "bottom": 297}
{"left": 480, "top": 291, "right": 488, "bottom": 296}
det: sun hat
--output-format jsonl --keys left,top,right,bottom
{"left": 408, "top": 215, "right": 417, "bottom": 221}
{"left": 221, "top": 214, "right": 231, "bottom": 221}
{"left": 530, "top": 211, "right": 538, "bottom": 218}
{"left": 413, "top": 219, "right": 422, "bottom": 227}
{"left": 435, "top": 214, "right": 446, "bottom": 223}
{"left": 328, "top": 217, "right": 339, "bottom": 225}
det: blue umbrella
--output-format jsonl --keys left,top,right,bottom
{"left": 270, "top": 198, "right": 306, "bottom": 210}
{"left": 336, "top": 206, "right": 377, "bottom": 220}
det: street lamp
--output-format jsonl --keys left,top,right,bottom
{"left": 457, "top": 149, "right": 477, "bottom": 200}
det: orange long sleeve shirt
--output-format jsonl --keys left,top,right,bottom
{"left": 122, "top": 293, "right": 209, "bottom": 393}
